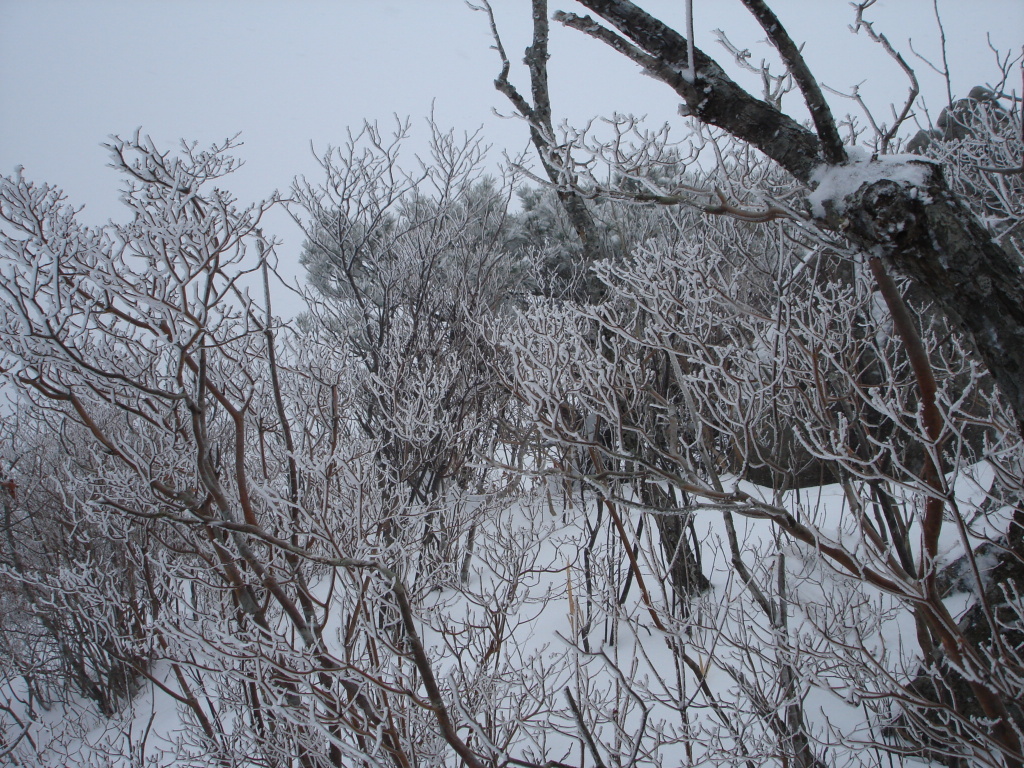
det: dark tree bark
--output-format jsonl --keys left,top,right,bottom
{"left": 552, "top": 2, "right": 1024, "bottom": 765}
{"left": 559, "top": 0, "right": 1024, "bottom": 438}
{"left": 482, "top": 3, "right": 711, "bottom": 599}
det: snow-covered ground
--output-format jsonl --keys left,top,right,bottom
{"left": 3, "top": 459, "right": 1007, "bottom": 768}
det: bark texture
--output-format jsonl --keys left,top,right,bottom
{"left": 839, "top": 167, "right": 1024, "bottom": 436}
{"left": 491, "top": 0, "right": 603, "bottom": 270}
{"left": 560, "top": 2, "right": 1024, "bottom": 763}
{"left": 568, "top": 0, "right": 1024, "bottom": 435}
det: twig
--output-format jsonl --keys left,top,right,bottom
{"left": 564, "top": 688, "right": 608, "bottom": 768}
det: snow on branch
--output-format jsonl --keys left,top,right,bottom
{"left": 808, "top": 148, "right": 936, "bottom": 218}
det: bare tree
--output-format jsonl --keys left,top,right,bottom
{"left": 552, "top": 0, "right": 1024, "bottom": 437}
{"left": 484, "top": 2, "right": 1024, "bottom": 765}
{"left": 0, "top": 130, "right": 576, "bottom": 768}
{"left": 1, "top": 5, "right": 1021, "bottom": 766}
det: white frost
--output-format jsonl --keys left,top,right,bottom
{"left": 808, "top": 147, "right": 935, "bottom": 218}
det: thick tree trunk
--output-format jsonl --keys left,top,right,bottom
{"left": 838, "top": 166, "right": 1024, "bottom": 436}
{"left": 565, "top": 0, "right": 1024, "bottom": 434}
{"left": 558, "top": 2, "right": 1024, "bottom": 764}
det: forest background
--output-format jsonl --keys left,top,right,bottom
{"left": 1, "top": 1, "right": 1024, "bottom": 767}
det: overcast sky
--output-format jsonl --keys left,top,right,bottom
{"left": 1, "top": 0, "right": 1020, "bottom": 277}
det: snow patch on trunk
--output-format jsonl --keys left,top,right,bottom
{"left": 808, "top": 148, "right": 935, "bottom": 218}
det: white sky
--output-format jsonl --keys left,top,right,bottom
{"left": 1, "top": 0, "right": 1020, "bottom": 279}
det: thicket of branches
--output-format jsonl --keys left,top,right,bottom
{"left": 1, "top": 2, "right": 1023, "bottom": 767}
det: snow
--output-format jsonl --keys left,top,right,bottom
{"left": 4, "top": 461, "right": 1007, "bottom": 767}
{"left": 808, "top": 147, "right": 936, "bottom": 218}
{"left": 0, "top": 663, "right": 188, "bottom": 767}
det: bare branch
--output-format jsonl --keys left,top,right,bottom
{"left": 738, "top": 0, "right": 847, "bottom": 164}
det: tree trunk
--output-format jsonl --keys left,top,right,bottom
{"left": 556, "top": 2, "right": 1024, "bottom": 763}
{"left": 563, "top": 0, "right": 1024, "bottom": 434}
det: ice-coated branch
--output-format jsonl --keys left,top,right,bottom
{"left": 475, "top": 0, "right": 602, "bottom": 268}
{"left": 562, "top": 0, "right": 1024, "bottom": 441}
